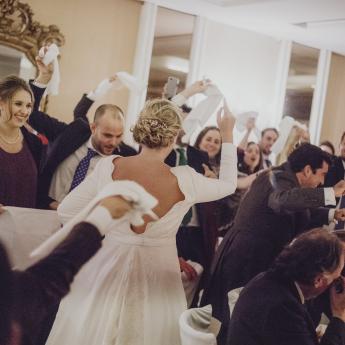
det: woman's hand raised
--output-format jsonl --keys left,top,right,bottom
{"left": 217, "top": 101, "right": 235, "bottom": 143}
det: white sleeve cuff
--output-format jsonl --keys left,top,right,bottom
{"left": 85, "top": 206, "right": 113, "bottom": 236}
{"left": 171, "top": 94, "right": 187, "bottom": 107}
{"left": 86, "top": 91, "right": 96, "bottom": 101}
{"left": 32, "top": 80, "right": 48, "bottom": 88}
{"left": 328, "top": 208, "right": 336, "bottom": 224}
{"left": 324, "top": 188, "right": 336, "bottom": 206}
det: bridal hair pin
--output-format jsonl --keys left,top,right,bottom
{"left": 141, "top": 118, "right": 168, "bottom": 130}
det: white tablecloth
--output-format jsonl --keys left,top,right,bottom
{"left": 0, "top": 207, "right": 61, "bottom": 269}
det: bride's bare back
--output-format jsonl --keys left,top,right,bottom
{"left": 112, "top": 156, "right": 184, "bottom": 233}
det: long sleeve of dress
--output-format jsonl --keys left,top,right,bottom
{"left": 188, "top": 143, "right": 237, "bottom": 203}
{"left": 57, "top": 157, "right": 112, "bottom": 224}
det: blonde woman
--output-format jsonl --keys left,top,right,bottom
{"left": 0, "top": 76, "right": 41, "bottom": 208}
{"left": 46, "top": 99, "right": 237, "bottom": 345}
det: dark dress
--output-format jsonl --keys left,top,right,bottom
{"left": 0, "top": 140, "right": 38, "bottom": 208}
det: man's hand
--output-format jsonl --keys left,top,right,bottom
{"left": 203, "top": 164, "right": 217, "bottom": 178}
{"left": 49, "top": 201, "right": 59, "bottom": 210}
{"left": 109, "top": 75, "right": 117, "bottom": 83}
{"left": 35, "top": 55, "right": 54, "bottom": 84}
{"left": 217, "top": 101, "right": 235, "bottom": 143}
{"left": 330, "top": 276, "right": 345, "bottom": 322}
{"left": 99, "top": 196, "right": 133, "bottom": 219}
{"left": 335, "top": 209, "right": 345, "bottom": 222}
{"left": 333, "top": 180, "right": 345, "bottom": 198}
{"left": 0, "top": 204, "right": 5, "bottom": 215}
{"left": 179, "top": 257, "right": 198, "bottom": 281}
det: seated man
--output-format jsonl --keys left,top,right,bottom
{"left": 227, "top": 228, "right": 345, "bottom": 345}
{"left": 29, "top": 60, "right": 136, "bottom": 209}
{"left": 0, "top": 193, "right": 133, "bottom": 345}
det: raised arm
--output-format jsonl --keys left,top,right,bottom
{"left": 190, "top": 103, "right": 238, "bottom": 203}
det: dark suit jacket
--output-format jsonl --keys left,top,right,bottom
{"left": 325, "top": 156, "right": 344, "bottom": 188}
{"left": 201, "top": 162, "right": 330, "bottom": 343}
{"left": 11, "top": 222, "right": 103, "bottom": 345}
{"left": 29, "top": 84, "right": 137, "bottom": 208}
{"left": 227, "top": 271, "right": 345, "bottom": 345}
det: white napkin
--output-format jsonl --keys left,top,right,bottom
{"left": 181, "top": 260, "right": 204, "bottom": 307}
{"left": 182, "top": 84, "right": 223, "bottom": 143}
{"left": 87, "top": 72, "right": 146, "bottom": 101}
{"left": 114, "top": 72, "right": 146, "bottom": 94}
{"left": 271, "top": 116, "right": 307, "bottom": 155}
{"left": 235, "top": 111, "right": 261, "bottom": 139}
{"left": 38, "top": 43, "right": 60, "bottom": 95}
{"left": 30, "top": 180, "right": 158, "bottom": 261}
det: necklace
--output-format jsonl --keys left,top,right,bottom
{"left": 0, "top": 131, "right": 21, "bottom": 145}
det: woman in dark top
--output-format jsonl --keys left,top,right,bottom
{"left": 194, "top": 129, "right": 263, "bottom": 235}
{"left": 0, "top": 76, "right": 43, "bottom": 208}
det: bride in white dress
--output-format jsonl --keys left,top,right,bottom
{"left": 46, "top": 98, "right": 237, "bottom": 345}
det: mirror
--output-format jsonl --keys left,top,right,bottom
{"left": 282, "top": 42, "right": 320, "bottom": 125}
{"left": 147, "top": 7, "right": 195, "bottom": 99}
{"left": 0, "top": 45, "right": 36, "bottom": 80}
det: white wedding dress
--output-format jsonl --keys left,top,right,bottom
{"left": 46, "top": 143, "right": 237, "bottom": 345}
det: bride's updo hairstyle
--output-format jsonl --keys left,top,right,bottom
{"left": 132, "top": 99, "right": 182, "bottom": 149}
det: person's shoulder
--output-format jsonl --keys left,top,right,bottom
{"left": 117, "top": 142, "right": 137, "bottom": 156}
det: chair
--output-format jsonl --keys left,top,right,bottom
{"left": 179, "top": 304, "right": 220, "bottom": 345}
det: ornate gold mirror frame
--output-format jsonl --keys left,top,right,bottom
{"left": 0, "top": 0, "right": 65, "bottom": 109}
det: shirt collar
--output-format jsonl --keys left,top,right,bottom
{"left": 87, "top": 137, "right": 106, "bottom": 157}
{"left": 294, "top": 282, "right": 305, "bottom": 304}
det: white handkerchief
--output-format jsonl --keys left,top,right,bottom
{"left": 113, "top": 72, "right": 146, "bottom": 93}
{"left": 39, "top": 43, "right": 60, "bottom": 95}
{"left": 235, "top": 111, "right": 261, "bottom": 139}
{"left": 271, "top": 116, "right": 307, "bottom": 155}
{"left": 30, "top": 180, "right": 158, "bottom": 261}
{"left": 87, "top": 79, "right": 113, "bottom": 101}
{"left": 182, "top": 84, "right": 223, "bottom": 143}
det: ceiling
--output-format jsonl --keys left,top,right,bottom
{"left": 145, "top": 0, "right": 345, "bottom": 56}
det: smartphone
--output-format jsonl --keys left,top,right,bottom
{"left": 165, "top": 76, "right": 179, "bottom": 99}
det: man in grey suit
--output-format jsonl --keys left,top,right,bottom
{"left": 201, "top": 143, "right": 345, "bottom": 344}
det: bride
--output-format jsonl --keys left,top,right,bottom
{"left": 46, "top": 98, "right": 237, "bottom": 345}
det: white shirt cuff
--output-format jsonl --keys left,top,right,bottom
{"left": 32, "top": 80, "right": 48, "bottom": 88}
{"left": 171, "top": 94, "right": 187, "bottom": 107}
{"left": 328, "top": 208, "right": 336, "bottom": 223}
{"left": 85, "top": 206, "right": 113, "bottom": 236}
{"left": 324, "top": 188, "right": 336, "bottom": 206}
{"left": 86, "top": 91, "right": 96, "bottom": 101}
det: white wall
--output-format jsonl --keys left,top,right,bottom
{"left": 190, "top": 19, "right": 283, "bottom": 144}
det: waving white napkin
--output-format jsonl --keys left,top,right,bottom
{"left": 271, "top": 116, "right": 307, "bottom": 155}
{"left": 87, "top": 72, "right": 146, "bottom": 101}
{"left": 182, "top": 85, "right": 223, "bottom": 143}
{"left": 38, "top": 43, "right": 60, "bottom": 95}
{"left": 30, "top": 180, "right": 158, "bottom": 261}
{"left": 235, "top": 111, "right": 261, "bottom": 139}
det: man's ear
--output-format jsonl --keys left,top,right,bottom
{"left": 313, "top": 273, "right": 327, "bottom": 289}
{"left": 90, "top": 122, "right": 96, "bottom": 135}
{"left": 302, "top": 165, "right": 312, "bottom": 178}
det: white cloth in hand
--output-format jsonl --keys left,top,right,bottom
{"left": 235, "top": 111, "right": 261, "bottom": 139}
{"left": 181, "top": 260, "right": 204, "bottom": 307}
{"left": 271, "top": 116, "right": 307, "bottom": 155}
{"left": 30, "top": 180, "right": 158, "bottom": 261}
{"left": 113, "top": 72, "right": 146, "bottom": 93}
{"left": 182, "top": 85, "right": 223, "bottom": 143}
{"left": 39, "top": 44, "right": 60, "bottom": 95}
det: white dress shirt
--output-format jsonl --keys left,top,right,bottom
{"left": 49, "top": 138, "right": 104, "bottom": 203}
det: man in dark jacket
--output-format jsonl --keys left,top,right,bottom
{"left": 201, "top": 143, "right": 345, "bottom": 344}
{"left": 29, "top": 67, "right": 136, "bottom": 210}
{"left": 0, "top": 194, "right": 132, "bottom": 345}
{"left": 227, "top": 229, "right": 345, "bottom": 345}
